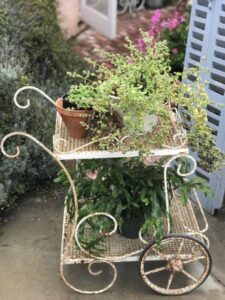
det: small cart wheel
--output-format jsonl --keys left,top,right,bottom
{"left": 140, "top": 234, "right": 211, "bottom": 295}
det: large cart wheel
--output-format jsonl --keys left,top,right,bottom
{"left": 140, "top": 234, "right": 212, "bottom": 295}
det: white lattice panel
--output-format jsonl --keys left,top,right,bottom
{"left": 184, "top": 0, "right": 225, "bottom": 213}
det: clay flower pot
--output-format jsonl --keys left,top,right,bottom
{"left": 56, "top": 98, "right": 92, "bottom": 139}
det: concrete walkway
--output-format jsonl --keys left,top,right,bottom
{"left": 0, "top": 186, "right": 225, "bottom": 300}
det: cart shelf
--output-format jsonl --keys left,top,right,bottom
{"left": 53, "top": 112, "right": 189, "bottom": 160}
{"left": 61, "top": 194, "right": 201, "bottom": 265}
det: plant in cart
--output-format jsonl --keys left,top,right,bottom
{"left": 57, "top": 69, "right": 123, "bottom": 140}
{"left": 55, "top": 32, "right": 224, "bottom": 172}
{"left": 78, "top": 32, "right": 225, "bottom": 172}
{"left": 56, "top": 71, "right": 98, "bottom": 139}
{"left": 55, "top": 158, "right": 212, "bottom": 255}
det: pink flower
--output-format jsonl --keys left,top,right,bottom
{"left": 161, "top": 20, "right": 169, "bottom": 29}
{"left": 168, "top": 18, "right": 179, "bottom": 30}
{"left": 137, "top": 37, "right": 145, "bottom": 52}
{"left": 172, "top": 48, "right": 179, "bottom": 55}
{"left": 86, "top": 170, "right": 98, "bottom": 181}
{"left": 151, "top": 9, "right": 161, "bottom": 25}
{"left": 180, "top": 15, "right": 185, "bottom": 23}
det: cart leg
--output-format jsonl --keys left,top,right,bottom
{"left": 60, "top": 260, "right": 118, "bottom": 294}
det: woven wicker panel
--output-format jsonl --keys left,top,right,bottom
{"left": 61, "top": 195, "right": 201, "bottom": 264}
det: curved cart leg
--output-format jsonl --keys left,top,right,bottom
{"left": 60, "top": 261, "right": 117, "bottom": 295}
{"left": 139, "top": 234, "right": 212, "bottom": 296}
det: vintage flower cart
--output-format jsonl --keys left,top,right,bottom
{"left": 0, "top": 87, "right": 212, "bottom": 296}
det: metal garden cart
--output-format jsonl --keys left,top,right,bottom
{"left": 0, "top": 87, "right": 212, "bottom": 296}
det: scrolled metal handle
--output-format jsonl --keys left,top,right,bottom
{"left": 13, "top": 86, "right": 57, "bottom": 109}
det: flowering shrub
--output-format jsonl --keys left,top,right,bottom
{"left": 138, "top": 1, "right": 190, "bottom": 72}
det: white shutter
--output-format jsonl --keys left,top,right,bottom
{"left": 184, "top": 0, "right": 225, "bottom": 214}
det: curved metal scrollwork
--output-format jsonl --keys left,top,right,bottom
{"left": 164, "top": 154, "right": 197, "bottom": 234}
{"left": 163, "top": 155, "right": 209, "bottom": 247}
{"left": 0, "top": 132, "right": 120, "bottom": 294}
{"left": 60, "top": 260, "right": 118, "bottom": 294}
{"left": 13, "top": 86, "right": 57, "bottom": 109}
{"left": 118, "top": 0, "right": 145, "bottom": 15}
{"left": 0, "top": 132, "right": 79, "bottom": 230}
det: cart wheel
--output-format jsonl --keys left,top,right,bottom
{"left": 140, "top": 234, "right": 211, "bottom": 295}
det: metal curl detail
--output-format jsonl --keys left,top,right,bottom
{"left": 60, "top": 260, "right": 117, "bottom": 294}
{"left": 0, "top": 131, "right": 79, "bottom": 254}
{"left": 74, "top": 212, "right": 145, "bottom": 261}
{"left": 1, "top": 135, "right": 20, "bottom": 159}
{"left": 164, "top": 154, "right": 197, "bottom": 234}
{"left": 1, "top": 132, "right": 120, "bottom": 294}
{"left": 138, "top": 228, "right": 156, "bottom": 245}
{"left": 88, "top": 261, "right": 103, "bottom": 276}
{"left": 74, "top": 212, "right": 118, "bottom": 260}
{"left": 13, "top": 86, "right": 57, "bottom": 109}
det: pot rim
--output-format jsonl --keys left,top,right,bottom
{"left": 56, "top": 98, "right": 93, "bottom": 114}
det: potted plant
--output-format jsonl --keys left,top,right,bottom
{"left": 56, "top": 80, "right": 96, "bottom": 139}
{"left": 80, "top": 32, "right": 225, "bottom": 172}
{"left": 55, "top": 158, "right": 212, "bottom": 254}
{"left": 59, "top": 31, "right": 224, "bottom": 171}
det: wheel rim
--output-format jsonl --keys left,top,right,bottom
{"left": 140, "top": 234, "right": 211, "bottom": 295}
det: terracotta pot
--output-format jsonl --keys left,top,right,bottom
{"left": 56, "top": 98, "right": 92, "bottom": 139}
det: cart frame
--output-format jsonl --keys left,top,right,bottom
{"left": 0, "top": 86, "right": 211, "bottom": 296}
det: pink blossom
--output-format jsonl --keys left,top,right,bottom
{"left": 148, "top": 28, "right": 156, "bottom": 37}
{"left": 180, "top": 15, "right": 185, "bottom": 23}
{"left": 86, "top": 170, "right": 98, "bottom": 181}
{"left": 161, "top": 20, "right": 169, "bottom": 29}
{"left": 172, "top": 48, "right": 179, "bottom": 55}
{"left": 137, "top": 37, "right": 145, "bottom": 52}
{"left": 167, "top": 18, "right": 179, "bottom": 30}
{"left": 151, "top": 9, "right": 161, "bottom": 25}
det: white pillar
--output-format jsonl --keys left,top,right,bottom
{"left": 56, "top": 0, "right": 79, "bottom": 39}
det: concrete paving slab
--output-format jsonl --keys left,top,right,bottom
{"left": 0, "top": 186, "right": 225, "bottom": 300}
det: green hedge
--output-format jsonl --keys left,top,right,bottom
{"left": 0, "top": 0, "right": 85, "bottom": 210}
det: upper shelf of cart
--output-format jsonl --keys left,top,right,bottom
{"left": 53, "top": 113, "right": 189, "bottom": 160}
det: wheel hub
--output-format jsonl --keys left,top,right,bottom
{"left": 169, "top": 258, "right": 183, "bottom": 273}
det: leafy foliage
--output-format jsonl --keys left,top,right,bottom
{"left": 0, "top": 0, "right": 86, "bottom": 211}
{"left": 0, "top": 45, "right": 56, "bottom": 210}
{"left": 66, "top": 71, "right": 99, "bottom": 110}
{"left": 72, "top": 33, "right": 224, "bottom": 172}
{"left": 1, "top": 0, "right": 85, "bottom": 85}
{"left": 55, "top": 158, "right": 212, "bottom": 254}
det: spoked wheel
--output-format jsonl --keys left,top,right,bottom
{"left": 140, "top": 234, "right": 212, "bottom": 295}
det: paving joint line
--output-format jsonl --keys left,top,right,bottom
{"left": 210, "top": 271, "right": 225, "bottom": 288}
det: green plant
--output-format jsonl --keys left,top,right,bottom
{"left": 138, "top": 0, "right": 190, "bottom": 72}
{"left": 0, "top": 0, "right": 87, "bottom": 211}
{"left": 55, "top": 158, "right": 212, "bottom": 254}
{"left": 76, "top": 33, "right": 224, "bottom": 172}
{"left": 66, "top": 71, "right": 99, "bottom": 110}
{"left": 159, "top": 17, "right": 189, "bottom": 72}
{"left": 67, "top": 84, "right": 97, "bottom": 110}
{"left": 0, "top": 0, "right": 86, "bottom": 89}
{"left": 0, "top": 42, "right": 56, "bottom": 211}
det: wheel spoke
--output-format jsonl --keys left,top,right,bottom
{"left": 181, "top": 269, "right": 198, "bottom": 283}
{"left": 177, "top": 239, "right": 185, "bottom": 255}
{"left": 167, "top": 273, "right": 174, "bottom": 290}
{"left": 144, "top": 266, "right": 166, "bottom": 275}
{"left": 183, "top": 256, "right": 206, "bottom": 265}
